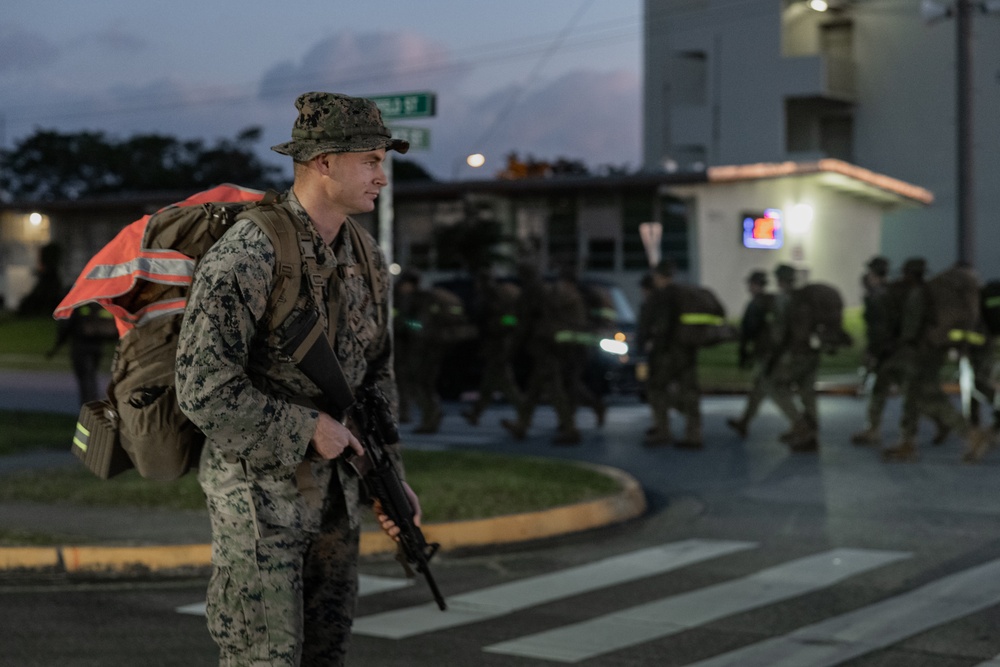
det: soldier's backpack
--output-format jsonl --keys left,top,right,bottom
{"left": 924, "top": 265, "right": 981, "bottom": 348}
{"left": 672, "top": 284, "right": 738, "bottom": 347}
{"left": 426, "top": 286, "right": 477, "bottom": 343}
{"left": 788, "top": 282, "right": 853, "bottom": 352}
{"left": 54, "top": 184, "right": 383, "bottom": 481}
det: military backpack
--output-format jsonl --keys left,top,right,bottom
{"left": 787, "top": 282, "right": 853, "bottom": 352}
{"left": 56, "top": 185, "right": 383, "bottom": 481}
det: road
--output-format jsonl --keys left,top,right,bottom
{"left": 4, "top": 373, "right": 1000, "bottom": 665}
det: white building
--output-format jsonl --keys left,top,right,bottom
{"left": 643, "top": 0, "right": 1000, "bottom": 278}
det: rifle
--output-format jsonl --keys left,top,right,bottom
{"left": 282, "top": 309, "right": 447, "bottom": 611}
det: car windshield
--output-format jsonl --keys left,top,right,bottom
{"left": 585, "top": 283, "right": 636, "bottom": 326}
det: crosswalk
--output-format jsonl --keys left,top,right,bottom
{"left": 351, "top": 539, "right": 1000, "bottom": 665}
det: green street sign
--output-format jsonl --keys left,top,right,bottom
{"left": 370, "top": 92, "right": 436, "bottom": 119}
{"left": 390, "top": 126, "right": 430, "bottom": 150}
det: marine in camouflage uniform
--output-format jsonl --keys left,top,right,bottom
{"left": 392, "top": 268, "right": 421, "bottom": 424}
{"left": 462, "top": 269, "right": 524, "bottom": 426}
{"left": 851, "top": 256, "right": 898, "bottom": 445}
{"left": 501, "top": 262, "right": 579, "bottom": 444}
{"left": 726, "top": 270, "right": 776, "bottom": 437}
{"left": 767, "top": 264, "right": 821, "bottom": 452}
{"left": 638, "top": 260, "right": 703, "bottom": 448}
{"left": 881, "top": 258, "right": 984, "bottom": 462}
{"left": 176, "top": 92, "right": 412, "bottom": 667}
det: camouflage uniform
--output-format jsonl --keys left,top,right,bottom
{"left": 767, "top": 265, "right": 820, "bottom": 451}
{"left": 462, "top": 275, "right": 524, "bottom": 425}
{"left": 727, "top": 271, "right": 775, "bottom": 437}
{"left": 176, "top": 92, "right": 405, "bottom": 667}
{"left": 639, "top": 266, "right": 703, "bottom": 448}
{"left": 502, "top": 264, "right": 577, "bottom": 444}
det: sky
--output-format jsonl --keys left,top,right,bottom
{"left": 0, "top": 1, "right": 643, "bottom": 182}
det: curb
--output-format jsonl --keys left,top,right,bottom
{"left": 0, "top": 464, "right": 646, "bottom": 573}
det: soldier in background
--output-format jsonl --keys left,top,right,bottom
{"left": 45, "top": 303, "right": 117, "bottom": 405}
{"left": 881, "top": 258, "right": 985, "bottom": 461}
{"left": 392, "top": 268, "right": 422, "bottom": 423}
{"left": 851, "top": 256, "right": 897, "bottom": 445}
{"left": 461, "top": 269, "right": 525, "bottom": 426}
{"left": 501, "top": 262, "right": 580, "bottom": 444}
{"left": 638, "top": 259, "right": 703, "bottom": 448}
{"left": 554, "top": 267, "right": 607, "bottom": 429}
{"left": 768, "top": 264, "right": 821, "bottom": 452}
{"left": 727, "top": 269, "right": 775, "bottom": 437}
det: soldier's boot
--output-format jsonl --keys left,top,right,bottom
{"left": 414, "top": 408, "right": 442, "bottom": 434}
{"left": 881, "top": 438, "right": 919, "bottom": 462}
{"left": 594, "top": 402, "right": 607, "bottom": 428}
{"left": 850, "top": 427, "right": 881, "bottom": 447}
{"left": 677, "top": 423, "right": 704, "bottom": 449}
{"left": 461, "top": 407, "right": 480, "bottom": 426}
{"left": 962, "top": 428, "right": 992, "bottom": 463}
{"left": 780, "top": 419, "right": 812, "bottom": 447}
{"left": 501, "top": 418, "right": 527, "bottom": 441}
{"left": 643, "top": 417, "right": 672, "bottom": 447}
{"left": 788, "top": 421, "right": 819, "bottom": 453}
{"left": 726, "top": 417, "right": 748, "bottom": 438}
{"left": 931, "top": 420, "right": 951, "bottom": 446}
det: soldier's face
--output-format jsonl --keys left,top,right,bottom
{"left": 322, "top": 149, "right": 388, "bottom": 215}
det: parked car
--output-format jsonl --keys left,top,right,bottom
{"left": 429, "top": 274, "right": 640, "bottom": 400}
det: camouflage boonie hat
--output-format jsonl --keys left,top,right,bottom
{"left": 271, "top": 92, "right": 410, "bottom": 161}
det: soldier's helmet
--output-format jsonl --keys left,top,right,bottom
{"left": 774, "top": 264, "right": 796, "bottom": 284}
{"left": 866, "top": 256, "right": 890, "bottom": 277}
{"left": 902, "top": 257, "right": 927, "bottom": 279}
{"left": 747, "top": 270, "right": 768, "bottom": 287}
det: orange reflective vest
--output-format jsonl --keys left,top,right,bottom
{"left": 53, "top": 184, "right": 265, "bottom": 336}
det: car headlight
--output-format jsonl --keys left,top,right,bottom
{"left": 599, "top": 338, "right": 628, "bottom": 356}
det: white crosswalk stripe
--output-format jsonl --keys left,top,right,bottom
{"left": 352, "top": 538, "right": 757, "bottom": 639}
{"left": 682, "top": 557, "right": 1000, "bottom": 667}
{"left": 483, "top": 547, "right": 910, "bottom": 663}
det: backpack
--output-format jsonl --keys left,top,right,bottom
{"left": 672, "top": 284, "right": 737, "bottom": 347}
{"left": 788, "top": 282, "right": 853, "bottom": 352}
{"left": 426, "top": 286, "right": 477, "bottom": 343}
{"left": 55, "top": 184, "right": 383, "bottom": 481}
{"left": 924, "top": 265, "right": 981, "bottom": 348}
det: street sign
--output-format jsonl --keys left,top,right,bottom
{"left": 389, "top": 126, "right": 430, "bottom": 150}
{"left": 370, "top": 92, "right": 436, "bottom": 119}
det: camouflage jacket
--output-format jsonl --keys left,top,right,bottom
{"left": 176, "top": 189, "right": 396, "bottom": 534}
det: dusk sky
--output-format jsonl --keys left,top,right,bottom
{"left": 1, "top": 1, "right": 642, "bottom": 181}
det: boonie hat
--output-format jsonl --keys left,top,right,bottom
{"left": 747, "top": 270, "right": 768, "bottom": 286}
{"left": 271, "top": 92, "right": 409, "bottom": 161}
{"left": 774, "top": 264, "right": 796, "bottom": 283}
{"left": 866, "top": 255, "right": 890, "bottom": 277}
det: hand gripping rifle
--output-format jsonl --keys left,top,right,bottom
{"left": 282, "top": 310, "right": 446, "bottom": 611}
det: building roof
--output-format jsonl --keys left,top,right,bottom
{"left": 705, "top": 159, "right": 934, "bottom": 207}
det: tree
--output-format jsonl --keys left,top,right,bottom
{"left": 0, "top": 127, "right": 287, "bottom": 201}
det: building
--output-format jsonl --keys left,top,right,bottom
{"left": 1, "top": 166, "right": 931, "bottom": 317}
{"left": 643, "top": 0, "right": 1000, "bottom": 278}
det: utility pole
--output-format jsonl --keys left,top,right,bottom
{"left": 956, "top": 0, "right": 974, "bottom": 266}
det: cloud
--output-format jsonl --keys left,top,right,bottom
{"left": 79, "top": 28, "right": 147, "bottom": 55}
{"left": 0, "top": 24, "right": 60, "bottom": 73}
{"left": 258, "top": 30, "right": 463, "bottom": 101}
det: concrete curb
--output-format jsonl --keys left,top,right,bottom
{"left": 0, "top": 464, "right": 646, "bottom": 573}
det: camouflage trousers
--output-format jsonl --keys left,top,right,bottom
{"left": 206, "top": 489, "right": 360, "bottom": 667}
{"left": 768, "top": 350, "right": 820, "bottom": 429}
{"left": 900, "top": 346, "right": 968, "bottom": 440}
{"left": 646, "top": 346, "right": 700, "bottom": 436}
{"left": 865, "top": 350, "right": 909, "bottom": 429}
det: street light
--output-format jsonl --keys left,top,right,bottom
{"left": 921, "top": 0, "right": 1000, "bottom": 266}
{"left": 453, "top": 153, "right": 486, "bottom": 180}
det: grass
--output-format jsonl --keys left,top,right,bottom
{"left": 0, "top": 410, "right": 78, "bottom": 455}
{"left": 0, "top": 450, "right": 623, "bottom": 523}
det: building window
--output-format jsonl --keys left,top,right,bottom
{"left": 671, "top": 50, "right": 708, "bottom": 106}
{"left": 622, "top": 193, "right": 654, "bottom": 270}
{"left": 661, "top": 197, "right": 690, "bottom": 272}
{"left": 547, "top": 196, "right": 578, "bottom": 269}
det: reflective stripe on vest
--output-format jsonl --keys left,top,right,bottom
{"left": 680, "top": 313, "right": 725, "bottom": 326}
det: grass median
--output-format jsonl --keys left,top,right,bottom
{"left": 0, "top": 409, "right": 624, "bottom": 545}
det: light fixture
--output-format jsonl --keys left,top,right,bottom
{"left": 466, "top": 153, "right": 485, "bottom": 168}
{"left": 29, "top": 212, "right": 43, "bottom": 227}
{"left": 809, "top": 0, "right": 830, "bottom": 11}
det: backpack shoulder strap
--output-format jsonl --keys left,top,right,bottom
{"left": 343, "top": 217, "right": 386, "bottom": 329}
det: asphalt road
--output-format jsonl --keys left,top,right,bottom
{"left": 5, "top": 373, "right": 1000, "bottom": 666}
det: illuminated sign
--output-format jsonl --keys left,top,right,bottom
{"left": 742, "top": 209, "right": 784, "bottom": 249}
